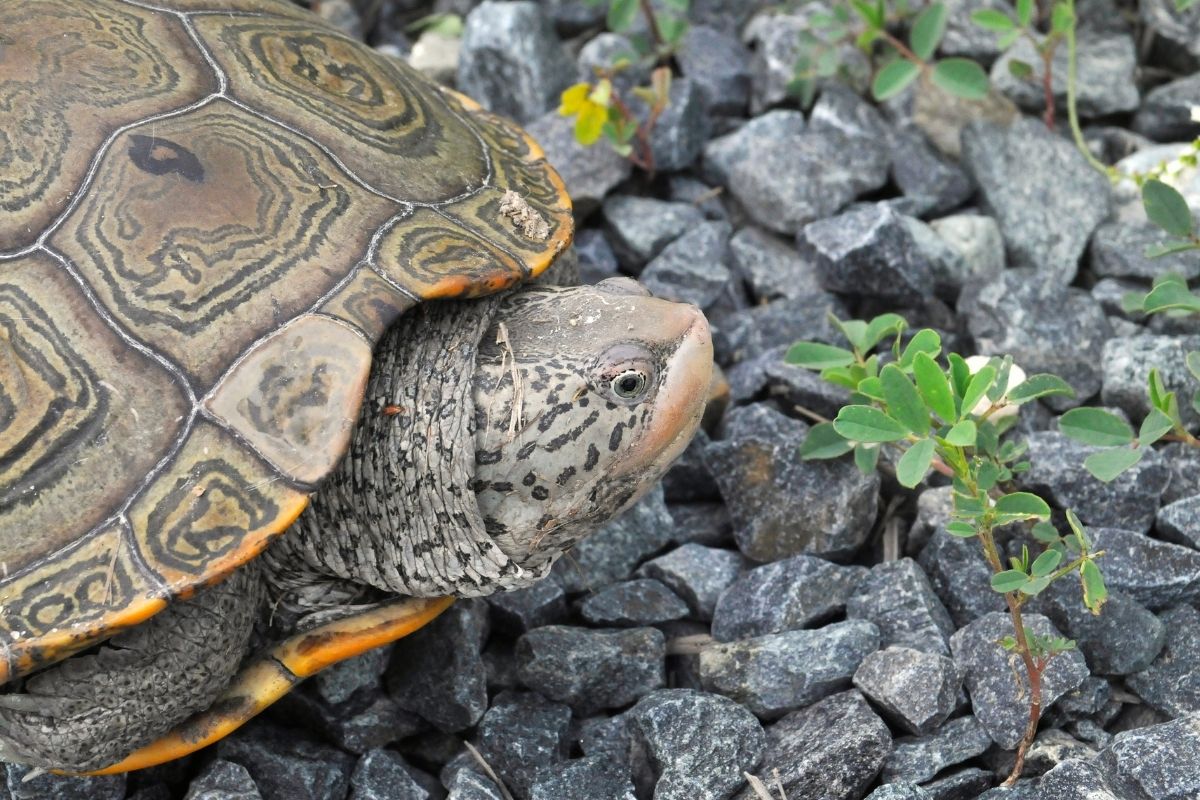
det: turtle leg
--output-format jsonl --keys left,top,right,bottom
{"left": 0, "top": 566, "right": 260, "bottom": 773}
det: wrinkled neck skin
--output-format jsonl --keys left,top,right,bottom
{"left": 279, "top": 278, "right": 711, "bottom": 604}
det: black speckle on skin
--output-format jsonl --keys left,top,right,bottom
{"left": 556, "top": 466, "right": 576, "bottom": 486}
{"left": 532, "top": 485, "right": 549, "bottom": 501}
{"left": 609, "top": 422, "right": 625, "bottom": 452}
{"left": 522, "top": 471, "right": 537, "bottom": 487}
{"left": 128, "top": 135, "right": 205, "bottom": 182}
{"left": 584, "top": 443, "right": 600, "bottom": 471}
{"left": 516, "top": 441, "right": 537, "bottom": 460}
{"left": 490, "top": 481, "right": 513, "bottom": 492}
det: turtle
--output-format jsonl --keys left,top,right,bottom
{"left": 0, "top": 0, "right": 713, "bottom": 774}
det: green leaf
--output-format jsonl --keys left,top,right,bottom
{"left": 1007, "top": 374, "right": 1076, "bottom": 404}
{"left": 850, "top": 0, "right": 885, "bottom": 27}
{"left": 832, "top": 317, "right": 870, "bottom": 352}
{"left": 1083, "top": 447, "right": 1144, "bottom": 482}
{"left": 854, "top": 442, "right": 881, "bottom": 473}
{"left": 657, "top": 15, "right": 689, "bottom": 45}
{"left": 946, "top": 520, "right": 978, "bottom": 537}
{"left": 1081, "top": 560, "right": 1108, "bottom": 613}
{"left": 1145, "top": 239, "right": 1199, "bottom": 258}
{"left": 948, "top": 353, "right": 971, "bottom": 398}
{"left": 999, "top": 634, "right": 1018, "bottom": 651}
{"left": 856, "top": 377, "right": 885, "bottom": 402}
{"left": 607, "top": 0, "right": 639, "bottom": 31}
{"left": 910, "top": 2, "right": 948, "bottom": 60}
{"left": 897, "top": 437, "right": 936, "bottom": 488}
{"left": 1066, "top": 508, "right": 1090, "bottom": 550}
{"left": 913, "top": 352, "right": 956, "bottom": 422}
{"left": 785, "top": 341, "right": 857, "bottom": 370}
{"left": 899, "top": 329, "right": 942, "bottom": 367}
{"left": 872, "top": 59, "right": 922, "bottom": 101}
{"left": 1020, "top": 575, "right": 1051, "bottom": 595}
{"left": 931, "top": 58, "right": 989, "bottom": 100}
{"left": 1178, "top": 0, "right": 1199, "bottom": 10}
{"left": 991, "top": 570, "right": 1028, "bottom": 593}
{"left": 800, "top": 422, "right": 854, "bottom": 459}
{"left": 1188, "top": 350, "right": 1200, "bottom": 382}
{"left": 976, "top": 460, "right": 1001, "bottom": 491}
{"left": 1032, "top": 521, "right": 1060, "bottom": 543}
{"left": 1143, "top": 179, "right": 1195, "bottom": 238}
{"left": 881, "top": 364, "right": 930, "bottom": 436}
{"left": 834, "top": 405, "right": 911, "bottom": 443}
{"left": 864, "top": 313, "right": 907, "bottom": 351}
{"left": 1050, "top": 1, "right": 1074, "bottom": 31}
{"left": 1007, "top": 59, "right": 1034, "bottom": 80}
{"left": 1059, "top": 408, "right": 1135, "bottom": 447}
{"left": 1031, "top": 548, "right": 1064, "bottom": 578}
{"left": 994, "top": 492, "right": 1052, "bottom": 520}
{"left": 1139, "top": 408, "right": 1175, "bottom": 446}
{"left": 1143, "top": 280, "right": 1200, "bottom": 314}
{"left": 960, "top": 365, "right": 996, "bottom": 419}
{"left": 971, "top": 8, "right": 1015, "bottom": 31}
{"left": 997, "top": 28, "right": 1021, "bottom": 48}
{"left": 944, "top": 419, "right": 977, "bottom": 446}
{"left": 1016, "top": 0, "right": 1034, "bottom": 26}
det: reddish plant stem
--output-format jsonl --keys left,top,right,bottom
{"left": 606, "top": 89, "right": 657, "bottom": 174}
{"left": 879, "top": 28, "right": 924, "bottom": 65}
{"left": 638, "top": 0, "right": 666, "bottom": 53}
{"left": 1041, "top": 45, "right": 1056, "bottom": 129}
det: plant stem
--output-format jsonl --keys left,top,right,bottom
{"left": 638, "top": 0, "right": 666, "bottom": 53}
{"left": 606, "top": 88, "right": 657, "bottom": 174}
{"left": 1003, "top": 598, "right": 1045, "bottom": 786}
{"left": 1040, "top": 43, "right": 1056, "bottom": 129}
{"left": 879, "top": 28, "right": 925, "bottom": 65}
{"left": 1062, "top": 0, "right": 1115, "bottom": 178}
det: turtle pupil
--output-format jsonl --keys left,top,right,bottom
{"left": 615, "top": 372, "right": 646, "bottom": 399}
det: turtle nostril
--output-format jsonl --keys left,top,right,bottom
{"left": 595, "top": 277, "right": 651, "bottom": 297}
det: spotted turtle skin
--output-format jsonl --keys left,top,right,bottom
{"left": 0, "top": 0, "right": 571, "bottom": 686}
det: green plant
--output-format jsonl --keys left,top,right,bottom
{"left": 788, "top": 314, "right": 1107, "bottom": 786}
{"left": 404, "top": 12, "right": 464, "bottom": 37}
{"left": 558, "top": 0, "right": 689, "bottom": 171}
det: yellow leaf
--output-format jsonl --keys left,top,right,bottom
{"left": 575, "top": 104, "right": 607, "bottom": 145}
{"left": 559, "top": 83, "right": 590, "bottom": 116}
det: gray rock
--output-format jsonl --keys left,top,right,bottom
{"left": 1127, "top": 605, "right": 1200, "bottom": 717}
{"left": 744, "top": 12, "right": 808, "bottom": 113}
{"left": 278, "top": 686, "right": 424, "bottom": 754}
{"left": 1103, "top": 335, "right": 1200, "bottom": 430}
{"left": 951, "top": 612, "right": 1089, "bottom": 749}
{"left": 1033, "top": 759, "right": 1124, "bottom": 799}
{"left": 1162, "top": 443, "right": 1200, "bottom": 505}
{"left": 1020, "top": 728, "right": 1100, "bottom": 775}
{"left": 798, "top": 203, "right": 936, "bottom": 305}
{"left": 669, "top": 175, "right": 729, "bottom": 221}
{"left": 942, "top": 0, "right": 1010, "bottom": 60}
{"left": 1088, "top": 527, "right": 1200, "bottom": 609}
{"left": 184, "top": 760, "right": 263, "bottom": 800}
{"left": 602, "top": 195, "right": 704, "bottom": 273}
{"left": 729, "top": 226, "right": 823, "bottom": 303}
{"left": 888, "top": 129, "right": 974, "bottom": 217}
{"left": 867, "top": 786, "right": 934, "bottom": 800}
{"left": 644, "top": 77, "right": 709, "bottom": 172}
{"left": 1092, "top": 221, "right": 1200, "bottom": 281}
{"left": 738, "top": 691, "right": 891, "bottom": 800}
{"left": 1020, "top": 432, "right": 1168, "bottom": 533}
{"left": 579, "top": 579, "right": 690, "bottom": 627}
{"left": 528, "top": 756, "right": 636, "bottom": 800}
{"left": 444, "top": 769, "right": 506, "bottom": 800}
{"left": 313, "top": 647, "right": 391, "bottom": 706}
{"left": 1158, "top": 494, "right": 1200, "bottom": 549}
{"left": 960, "top": 269, "right": 1112, "bottom": 410}
{"left": 516, "top": 626, "right": 665, "bottom": 713}
{"left": 668, "top": 502, "right": 733, "bottom": 547}
{"left": 217, "top": 721, "right": 354, "bottom": 800}
{"left": 918, "top": 527, "right": 1006, "bottom": 627}
{"left": 908, "top": 486, "right": 956, "bottom": 556}
{"left": 902, "top": 217, "right": 970, "bottom": 301}
{"left": 5, "top": 767, "right": 124, "bottom": 800}
{"left": 991, "top": 34, "right": 1139, "bottom": 118}
{"left": 577, "top": 33, "right": 645, "bottom": 88}
{"left": 542, "top": 0, "right": 606, "bottom": 33}
{"left": 388, "top": 599, "right": 489, "bottom": 732}
{"left": 699, "top": 620, "right": 881, "bottom": 718}
{"left": 715, "top": 127, "right": 888, "bottom": 235}
{"left": 1140, "top": 0, "right": 1200, "bottom": 71}
{"left": 552, "top": 485, "right": 675, "bottom": 594}
{"left": 640, "top": 221, "right": 733, "bottom": 309}
{"left": 576, "top": 712, "right": 654, "bottom": 793}
{"left": 713, "top": 293, "right": 848, "bottom": 364}
{"left": 758, "top": 352, "right": 856, "bottom": 417}
{"left": 631, "top": 689, "right": 765, "bottom": 800}
{"left": 702, "top": 111, "right": 807, "bottom": 185}
{"left": 1099, "top": 713, "right": 1200, "bottom": 799}
{"left": 853, "top": 646, "right": 961, "bottom": 734}
{"left": 635, "top": 544, "right": 744, "bottom": 620}
{"left": 475, "top": 691, "right": 571, "bottom": 798}
{"left": 487, "top": 580, "right": 568, "bottom": 636}
{"left": 349, "top": 750, "right": 428, "bottom": 800}
{"left": 677, "top": 25, "right": 751, "bottom": 116}
{"left": 929, "top": 214, "right": 1005, "bottom": 291}
{"left": 574, "top": 229, "right": 620, "bottom": 285}
{"left": 881, "top": 716, "right": 992, "bottom": 784}
{"left": 1033, "top": 578, "right": 1166, "bottom": 675}
{"left": 921, "top": 768, "right": 995, "bottom": 800}
{"left": 847, "top": 558, "right": 956, "bottom": 656}
{"left": 712, "top": 555, "right": 868, "bottom": 642}
{"left": 704, "top": 404, "right": 879, "bottom": 562}
{"left": 1135, "top": 73, "right": 1200, "bottom": 141}
{"left": 962, "top": 118, "right": 1112, "bottom": 283}
{"left": 809, "top": 83, "right": 892, "bottom": 144}
{"left": 457, "top": 2, "right": 577, "bottom": 123}
{"left": 525, "top": 112, "right": 631, "bottom": 218}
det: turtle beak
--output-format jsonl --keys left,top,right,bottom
{"left": 616, "top": 303, "right": 713, "bottom": 479}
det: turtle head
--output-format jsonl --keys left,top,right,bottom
{"left": 471, "top": 278, "right": 712, "bottom": 574}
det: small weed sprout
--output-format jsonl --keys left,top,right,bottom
{"left": 557, "top": 0, "right": 689, "bottom": 172}
{"left": 788, "top": 315, "right": 1107, "bottom": 785}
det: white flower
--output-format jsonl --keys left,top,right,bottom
{"left": 1191, "top": 106, "right": 1200, "bottom": 124}
{"left": 964, "top": 355, "right": 1026, "bottom": 419}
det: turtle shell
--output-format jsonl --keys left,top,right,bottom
{"left": 0, "top": 0, "right": 571, "bottom": 684}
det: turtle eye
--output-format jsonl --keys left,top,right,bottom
{"left": 613, "top": 369, "right": 648, "bottom": 399}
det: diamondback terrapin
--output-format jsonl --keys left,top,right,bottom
{"left": 0, "top": 0, "right": 713, "bottom": 773}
